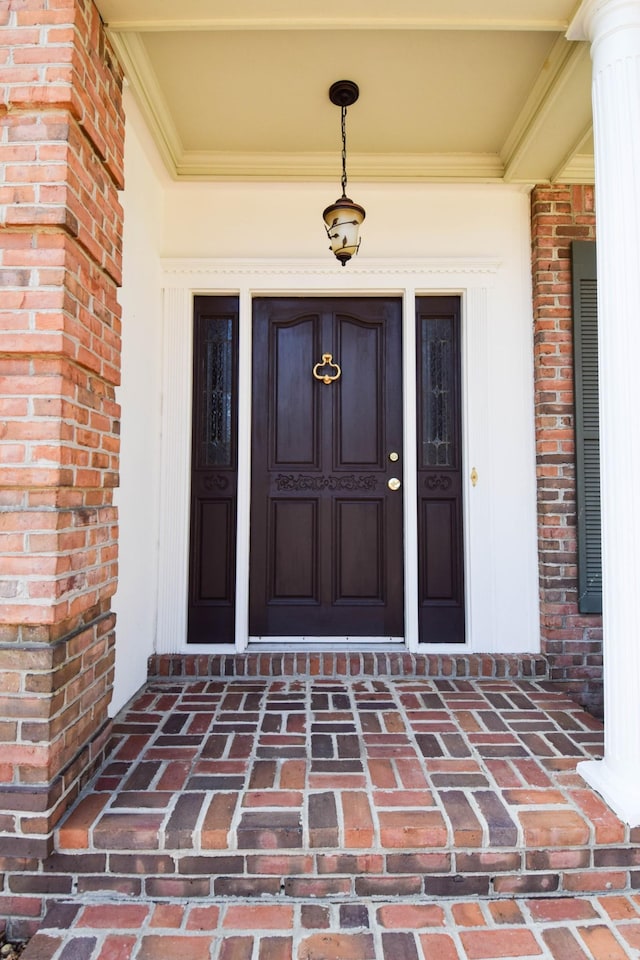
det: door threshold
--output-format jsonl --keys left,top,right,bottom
{"left": 247, "top": 637, "right": 405, "bottom": 651}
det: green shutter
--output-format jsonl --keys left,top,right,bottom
{"left": 572, "top": 240, "right": 602, "bottom": 614}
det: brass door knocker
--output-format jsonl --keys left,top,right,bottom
{"left": 313, "top": 353, "right": 341, "bottom": 384}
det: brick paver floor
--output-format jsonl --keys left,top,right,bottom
{"left": 12, "top": 676, "right": 640, "bottom": 958}
{"left": 51, "top": 677, "right": 639, "bottom": 900}
{"left": 21, "top": 893, "right": 640, "bottom": 959}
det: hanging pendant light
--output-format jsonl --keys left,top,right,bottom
{"left": 323, "top": 80, "right": 366, "bottom": 266}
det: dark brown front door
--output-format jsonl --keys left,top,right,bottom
{"left": 249, "top": 297, "right": 404, "bottom": 637}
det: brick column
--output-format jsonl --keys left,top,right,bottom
{"left": 0, "top": 0, "right": 124, "bottom": 860}
{"left": 530, "top": 184, "right": 602, "bottom": 714}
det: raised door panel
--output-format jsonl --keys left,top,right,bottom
{"left": 269, "top": 500, "right": 318, "bottom": 602}
{"left": 197, "top": 501, "right": 233, "bottom": 601}
{"left": 335, "top": 499, "right": 384, "bottom": 602}
{"left": 272, "top": 316, "right": 320, "bottom": 468}
{"left": 335, "top": 316, "right": 382, "bottom": 468}
{"left": 420, "top": 499, "right": 461, "bottom": 601}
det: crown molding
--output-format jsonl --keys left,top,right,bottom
{"left": 101, "top": 0, "right": 577, "bottom": 34}
{"left": 554, "top": 153, "right": 596, "bottom": 183}
{"left": 160, "top": 257, "right": 502, "bottom": 285}
{"left": 502, "top": 38, "right": 591, "bottom": 180}
{"left": 551, "top": 121, "right": 595, "bottom": 182}
{"left": 173, "top": 151, "right": 505, "bottom": 182}
{"left": 108, "top": 31, "right": 184, "bottom": 175}
{"left": 107, "top": 18, "right": 574, "bottom": 32}
{"left": 112, "top": 28, "right": 508, "bottom": 184}
{"left": 110, "top": 14, "right": 593, "bottom": 186}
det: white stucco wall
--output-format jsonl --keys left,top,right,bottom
{"left": 163, "top": 180, "right": 533, "bottom": 263}
{"left": 111, "top": 93, "right": 167, "bottom": 714}
{"left": 112, "top": 102, "right": 540, "bottom": 713}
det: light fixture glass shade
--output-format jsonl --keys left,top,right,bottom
{"left": 322, "top": 196, "right": 366, "bottom": 266}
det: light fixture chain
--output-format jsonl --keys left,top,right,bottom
{"left": 323, "top": 81, "right": 364, "bottom": 266}
{"left": 341, "top": 104, "right": 348, "bottom": 197}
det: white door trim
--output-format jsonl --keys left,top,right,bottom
{"left": 157, "top": 257, "right": 500, "bottom": 655}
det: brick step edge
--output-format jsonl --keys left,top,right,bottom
{"left": 10, "top": 865, "right": 640, "bottom": 902}
{"left": 148, "top": 653, "right": 549, "bottom": 681}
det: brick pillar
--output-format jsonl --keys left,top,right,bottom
{"left": 0, "top": 0, "right": 124, "bottom": 860}
{"left": 531, "top": 184, "right": 602, "bottom": 714}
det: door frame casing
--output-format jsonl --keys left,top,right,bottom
{"left": 158, "top": 257, "right": 500, "bottom": 654}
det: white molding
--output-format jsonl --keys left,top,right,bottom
{"left": 502, "top": 39, "right": 589, "bottom": 177}
{"left": 569, "top": 0, "right": 640, "bottom": 45}
{"left": 113, "top": 31, "right": 506, "bottom": 187}
{"left": 403, "top": 288, "right": 420, "bottom": 654}
{"left": 173, "top": 152, "right": 505, "bottom": 183}
{"left": 235, "top": 291, "right": 253, "bottom": 654}
{"left": 107, "top": 18, "right": 574, "bottom": 33}
{"left": 161, "top": 257, "right": 501, "bottom": 282}
{"left": 567, "top": 0, "right": 598, "bottom": 39}
{"left": 156, "top": 287, "right": 194, "bottom": 654}
{"left": 108, "top": 32, "right": 183, "bottom": 176}
{"left": 107, "top": 3, "right": 589, "bottom": 186}
{"left": 551, "top": 124, "right": 595, "bottom": 183}
{"left": 463, "top": 287, "right": 496, "bottom": 650}
{"left": 100, "top": 0, "right": 577, "bottom": 33}
{"left": 554, "top": 153, "right": 595, "bottom": 183}
{"left": 158, "top": 256, "right": 500, "bottom": 653}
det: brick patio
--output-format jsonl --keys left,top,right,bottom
{"left": 11, "top": 667, "right": 640, "bottom": 958}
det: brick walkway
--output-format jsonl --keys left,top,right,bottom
{"left": 14, "top": 675, "right": 640, "bottom": 958}
{"left": 22, "top": 893, "right": 640, "bottom": 959}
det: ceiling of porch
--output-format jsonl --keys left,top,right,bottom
{"left": 97, "top": 0, "right": 594, "bottom": 184}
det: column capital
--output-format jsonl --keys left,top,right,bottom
{"left": 568, "top": 0, "right": 640, "bottom": 45}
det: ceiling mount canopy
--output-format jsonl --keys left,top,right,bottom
{"left": 322, "top": 80, "right": 366, "bottom": 266}
{"left": 328, "top": 79, "right": 360, "bottom": 109}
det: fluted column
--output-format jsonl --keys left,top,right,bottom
{"left": 156, "top": 287, "right": 193, "bottom": 654}
{"left": 569, "top": 0, "right": 640, "bottom": 825}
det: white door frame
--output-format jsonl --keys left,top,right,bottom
{"left": 156, "top": 257, "right": 500, "bottom": 654}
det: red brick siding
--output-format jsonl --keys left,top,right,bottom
{"left": 0, "top": 0, "right": 124, "bottom": 872}
{"left": 531, "top": 184, "right": 602, "bottom": 714}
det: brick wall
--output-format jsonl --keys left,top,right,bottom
{"left": 531, "top": 184, "right": 603, "bottom": 715}
{"left": 0, "top": 0, "right": 124, "bottom": 904}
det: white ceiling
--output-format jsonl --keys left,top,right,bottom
{"left": 97, "top": 0, "right": 594, "bottom": 184}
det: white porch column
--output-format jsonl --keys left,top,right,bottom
{"left": 569, "top": 0, "right": 640, "bottom": 826}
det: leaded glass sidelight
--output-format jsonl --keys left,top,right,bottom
{"left": 420, "top": 316, "right": 456, "bottom": 468}
{"left": 415, "top": 296, "right": 464, "bottom": 644}
{"left": 201, "top": 316, "right": 233, "bottom": 467}
{"left": 189, "top": 296, "right": 239, "bottom": 644}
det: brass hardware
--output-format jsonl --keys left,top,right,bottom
{"left": 471, "top": 467, "right": 478, "bottom": 487}
{"left": 388, "top": 477, "right": 401, "bottom": 491}
{"left": 313, "top": 353, "right": 342, "bottom": 384}
{"left": 389, "top": 452, "right": 399, "bottom": 462}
